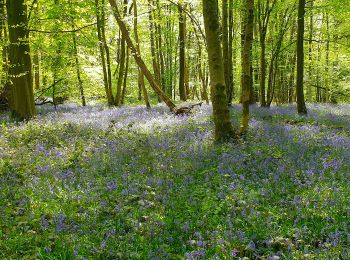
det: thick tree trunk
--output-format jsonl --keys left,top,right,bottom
{"left": 240, "top": 0, "right": 254, "bottom": 134}
{"left": 296, "top": 0, "right": 307, "bottom": 114}
{"left": 202, "top": 0, "right": 235, "bottom": 142}
{"left": 108, "top": 0, "right": 177, "bottom": 111}
{"left": 7, "top": 0, "right": 36, "bottom": 119}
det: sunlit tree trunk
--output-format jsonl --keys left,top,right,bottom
{"left": 296, "top": 0, "right": 307, "bottom": 114}
{"left": 202, "top": 0, "right": 235, "bottom": 142}
{"left": 7, "top": 0, "right": 36, "bottom": 119}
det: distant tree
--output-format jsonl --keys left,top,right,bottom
{"left": 202, "top": 0, "right": 235, "bottom": 141}
{"left": 7, "top": 0, "right": 36, "bottom": 119}
{"left": 296, "top": 0, "right": 307, "bottom": 114}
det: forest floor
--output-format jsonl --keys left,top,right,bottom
{"left": 0, "top": 103, "right": 350, "bottom": 259}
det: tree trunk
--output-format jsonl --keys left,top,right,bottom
{"left": 121, "top": 49, "right": 129, "bottom": 105}
{"left": 0, "top": 0, "right": 8, "bottom": 88}
{"left": 240, "top": 0, "right": 254, "bottom": 134}
{"left": 95, "top": 0, "right": 113, "bottom": 105}
{"left": 307, "top": 0, "right": 313, "bottom": 102}
{"left": 324, "top": 12, "right": 330, "bottom": 103}
{"left": 227, "top": 0, "right": 235, "bottom": 105}
{"left": 202, "top": 0, "right": 235, "bottom": 142}
{"left": 72, "top": 29, "right": 86, "bottom": 106}
{"left": 148, "top": 0, "right": 161, "bottom": 91}
{"left": 133, "top": 0, "right": 150, "bottom": 108}
{"left": 115, "top": 0, "right": 128, "bottom": 106}
{"left": 108, "top": 0, "right": 177, "bottom": 111}
{"left": 296, "top": 0, "right": 307, "bottom": 114}
{"left": 101, "top": 0, "right": 113, "bottom": 102}
{"left": 222, "top": 0, "right": 230, "bottom": 102}
{"left": 178, "top": 3, "right": 187, "bottom": 101}
{"left": 7, "top": 0, "right": 36, "bottom": 119}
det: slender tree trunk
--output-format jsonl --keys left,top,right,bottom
{"left": 222, "top": 0, "right": 230, "bottom": 102}
{"left": 101, "top": 0, "right": 113, "bottom": 100}
{"left": 240, "top": 0, "right": 254, "bottom": 134}
{"left": 0, "top": 0, "right": 8, "bottom": 88}
{"left": 165, "top": 5, "right": 174, "bottom": 98}
{"left": 115, "top": 37, "right": 126, "bottom": 106}
{"left": 296, "top": 0, "right": 307, "bottom": 114}
{"left": 202, "top": 0, "right": 235, "bottom": 142}
{"left": 227, "top": 0, "right": 235, "bottom": 105}
{"left": 148, "top": 0, "right": 161, "bottom": 89}
{"left": 72, "top": 30, "right": 86, "bottom": 106}
{"left": 325, "top": 12, "right": 330, "bottom": 103}
{"left": 307, "top": 0, "right": 313, "bottom": 102}
{"left": 115, "top": 0, "right": 128, "bottom": 106}
{"left": 95, "top": 0, "right": 113, "bottom": 105}
{"left": 155, "top": 0, "right": 166, "bottom": 91}
{"left": 121, "top": 49, "right": 129, "bottom": 105}
{"left": 108, "top": 0, "right": 177, "bottom": 111}
{"left": 178, "top": 3, "right": 187, "bottom": 101}
{"left": 198, "top": 46, "right": 209, "bottom": 104}
{"left": 133, "top": 0, "right": 150, "bottom": 108}
{"left": 7, "top": 0, "right": 36, "bottom": 119}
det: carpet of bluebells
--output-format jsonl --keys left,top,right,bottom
{"left": 1, "top": 103, "right": 350, "bottom": 259}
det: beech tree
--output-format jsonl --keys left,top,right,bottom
{"left": 240, "top": 0, "right": 254, "bottom": 133}
{"left": 7, "top": 0, "right": 36, "bottom": 119}
{"left": 202, "top": 0, "right": 235, "bottom": 141}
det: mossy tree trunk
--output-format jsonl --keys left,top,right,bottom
{"left": 7, "top": 0, "right": 36, "bottom": 119}
{"left": 202, "top": 0, "right": 235, "bottom": 142}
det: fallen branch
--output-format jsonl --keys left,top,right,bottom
{"left": 175, "top": 102, "right": 203, "bottom": 116}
